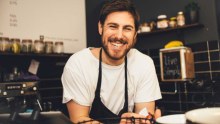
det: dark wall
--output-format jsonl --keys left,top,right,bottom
{"left": 86, "top": 0, "right": 219, "bottom": 48}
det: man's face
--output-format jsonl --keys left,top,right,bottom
{"left": 98, "top": 11, "right": 137, "bottom": 60}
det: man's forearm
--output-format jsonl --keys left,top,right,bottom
{"left": 71, "top": 116, "right": 99, "bottom": 124}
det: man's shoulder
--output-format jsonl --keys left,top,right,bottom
{"left": 65, "top": 48, "right": 96, "bottom": 66}
{"left": 128, "top": 49, "right": 153, "bottom": 62}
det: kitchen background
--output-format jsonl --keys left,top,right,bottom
{"left": 0, "top": 0, "right": 220, "bottom": 117}
{"left": 86, "top": 0, "right": 220, "bottom": 115}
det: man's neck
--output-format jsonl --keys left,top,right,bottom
{"left": 90, "top": 47, "right": 125, "bottom": 66}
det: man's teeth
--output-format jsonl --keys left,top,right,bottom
{"left": 112, "top": 43, "right": 123, "bottom": 47}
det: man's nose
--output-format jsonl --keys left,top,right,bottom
{"left": 115, "top": 29, "right": 123, "bottom": 39}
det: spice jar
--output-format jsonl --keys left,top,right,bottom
{"left": 34, "top": 40, "right": 44, "bottom": 53}
{"left": 140, "top": 22, "right": 151, "bottom": 32}
{"left": 53, "top": 41, "right": 64, "bottom": 54}
{"left": 45, "top": 41, "right": 53, "bottom": 54}
{"left": 157, "top": 15, "right": 169, "bottom": 29}
{"left": 11, "top": 38, "right": 21, "bottom": 54}
{"left": 169, "top": 17, "right": 177, "bottom": 28}
{"left": 0, "top": 37, "right": 10, "bottom": 52}
{"left": 177, "top": 11, "right": 185, "bottom": 26}
{"left": 21, "top": 39, "right": 32, "bottom": 53}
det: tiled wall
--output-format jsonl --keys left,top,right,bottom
{"left": 143, "top": 40, "right": 220, "bottom": 115}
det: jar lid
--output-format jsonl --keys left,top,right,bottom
{"left": 158, "top": 15, "right": 167, "bottom": 19}
{"left": 45, "top": 41, "right": 53, "bottom": 44}
{"left": 55, "top": 41, "right": 63, "bottom": 45}
{"left": 22, "top": 39, "right": 32, "bottom": 43}
{"left": 170, "top": 17, "right": 177, "bottom": 21}
{"left": 0, "top": 37, "right": 10, "bottom": 41}
{"left": 34, "top": 40, "right": 44, "bottom": 43}
{"left": 178, "top": 11, "right": 183, "bottom": 15}
{"left": 11, "top": 38, "right": 20, "bottom": 42}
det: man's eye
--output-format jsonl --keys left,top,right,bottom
{"left": 124, "top": 28, "right": 132, "bottom": 31}
{"left": 109, "top": 25, "right": 117, "bottom": 29}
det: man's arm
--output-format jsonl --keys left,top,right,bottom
{"left": 121, "top": 101, "right": 161, "bottom": 124}
{"left": 66, "top": 100, "right": 91, "bottom": 123}
{"left": 134, "top": 101, "right": 155, "bottom": 115}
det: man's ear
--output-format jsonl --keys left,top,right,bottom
{"left": 134, "top": 32, "right": 137, "bottom": 39}
{"left": 98, "top": 21, "right": 103, "bottom": 35}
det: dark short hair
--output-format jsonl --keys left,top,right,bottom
{"left": 99, "top": 0, "right": 140, "bottom": 31}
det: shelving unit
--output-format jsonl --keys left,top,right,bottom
{"left": 135, "top": 23, "right": 204, "bottom": 50}
{"left": 0, "top": 52, "right": 71, "bottom": 115}
{"left": 137, "top": 23, "right": 204, "bottom": 36}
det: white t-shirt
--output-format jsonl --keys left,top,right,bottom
{"left": 62, "top": 48, "right": 162, "bottom": 114}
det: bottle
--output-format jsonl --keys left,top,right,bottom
{"left": 177, "top": 11, "right": 185, "bottom": 26}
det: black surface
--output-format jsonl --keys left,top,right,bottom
{"left": 0, "top": 111, "right": 72, "bottom": 124}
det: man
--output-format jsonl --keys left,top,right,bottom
{"left": 61, "top": 0, "right": 162, "bottom": 123}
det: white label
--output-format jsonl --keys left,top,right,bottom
{"left": 28, "top": 59, "right": 40, "bottom": 75}
{"left": 139, "top": 107, "right": 149, "bottom": 116}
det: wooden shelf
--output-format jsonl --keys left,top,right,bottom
{"left": 137, "top": 23, "right": 204, "bottom": 36}
{"left": 0, "top": 52, "right": 72, "bottom": 58}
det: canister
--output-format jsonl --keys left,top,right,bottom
{"left": 45, "top": 41, "right": 53, "bottom": 54}
{"left": 53, "top": 41, "right": 64, "bottom": 54}
{"left": 21, "top": 39, "right": 32, "bottom": 53}
{"left": 157, "top": 15, "right": 169, "bottom": 29}
{"left": 11, "top": 38, "right": 21, "bottom": 54}
{"left": 0, "top": 37, "right": 10, "bottom": 52}
{"left": 34, "top": 40, "right": 44, "bottom": 53}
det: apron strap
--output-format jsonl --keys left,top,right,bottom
{"left": 95, "top": 48, "right": 102, "bottom": 95}
{"left": 95, "top": 48, "right": 128, "bottom": 111}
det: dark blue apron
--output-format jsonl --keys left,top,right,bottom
{"left": 89, "top": 48, "right": 128, "bottom": 123}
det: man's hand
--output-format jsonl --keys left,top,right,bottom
{"left": 120, "top": 108, "right": 161, "bottom": 124}
{"left": 120, "top": 112, "right": 151, "bottom": 124}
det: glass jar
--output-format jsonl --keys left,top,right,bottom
{"left": 140, "top": 22, "right": 151, "bottom": 32}
{"left": 53, "top": 41, "right": 64, "bottom": 54}
{"left": 22, "top": 39, "right": 32, "bottom": 53}
{"left": 169, "top": 17, "right": 177, "bottom": 28}
{"left": 45, "top": 41, "right": 53, "bottom": 54}
{"left": 34, "top": 40, "right": 44, "bottom": 53}
{"left": 177, "top": 11, "right": 185, "bottom": 26}
{"left": 0, "top": 37, "right": 10, "bottom": 52}
{"left": 157, "top": 15, "right": 169, "bottom": 29}
{"left": 11, "top": 38, "right": 21, "bottom": 54}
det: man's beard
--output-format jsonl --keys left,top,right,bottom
{"left": 101, "top": 35, "right": 136, "bottom": 60}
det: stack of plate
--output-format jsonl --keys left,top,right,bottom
{"left": 156, "top": 107, "right": 220, "bottom": 124}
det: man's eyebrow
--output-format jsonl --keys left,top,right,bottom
{"left": 124, "top": 25, "right": 134, "bottom": 29}
{"left": 107, "top": 23, "right": 134, "bottom": 28}
{"left": 106, "top": 22, "right": 118, "bottom": 25}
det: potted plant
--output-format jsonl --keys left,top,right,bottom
{"left": 184, "top": 1, "right": 200, "bottom": 24}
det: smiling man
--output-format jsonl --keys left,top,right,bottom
{"left": 61, "top": 0, "right": 162, "bottom": 123}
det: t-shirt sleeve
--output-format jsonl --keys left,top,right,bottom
{"left": 61, "top": 62, "right": 91, "bottom": 106}
{"left": 135, "top": 58, "right": 162, "bottom": 102}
